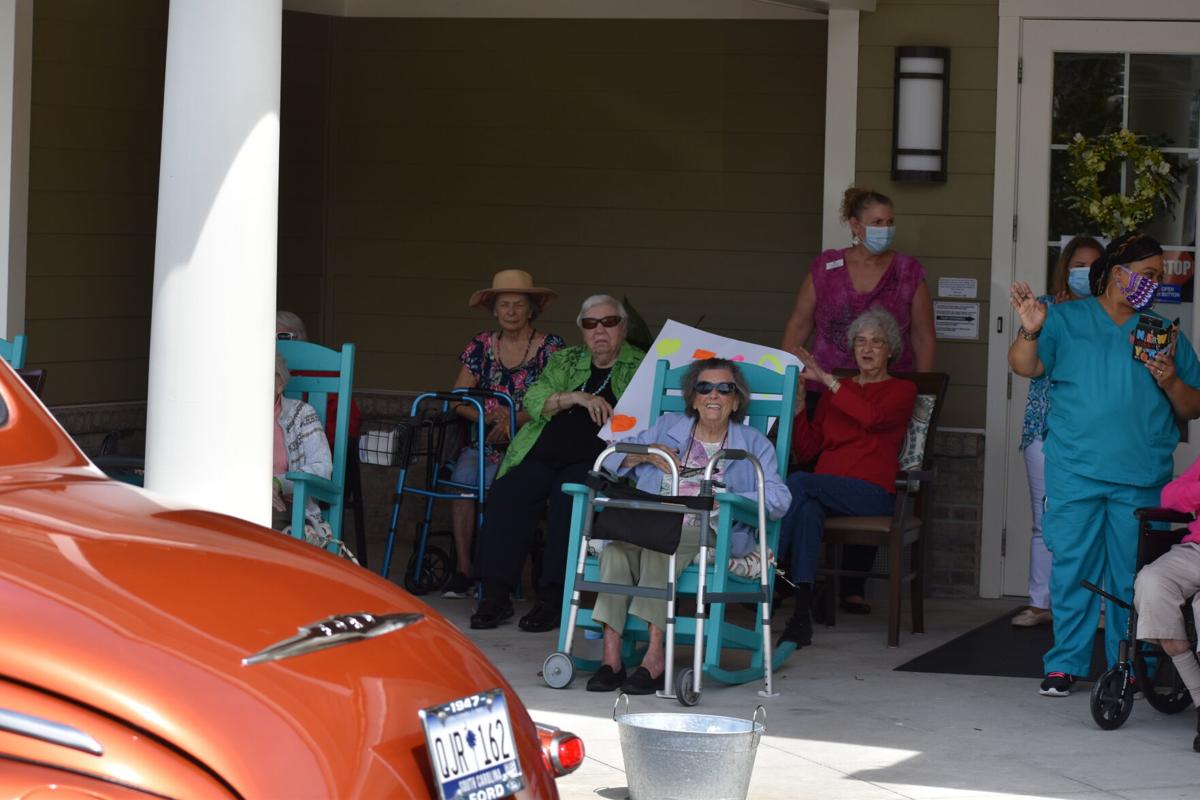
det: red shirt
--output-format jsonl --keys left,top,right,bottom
{"left": 792, "top": 377, "right": 917, "bottom": 493}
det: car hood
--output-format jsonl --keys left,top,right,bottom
{"left": 0, "top": 470, "right": 551, "bottom": 798}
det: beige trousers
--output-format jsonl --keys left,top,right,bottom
{"left": 591, "top": 525, "right": 701, "bottom": 633}
{"left": 1134, "top": 542, "right": 1200, "bottom": 643}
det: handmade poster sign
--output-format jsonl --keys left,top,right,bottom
{"left": 598, "top": 320, "right": 803, "bottom": 441}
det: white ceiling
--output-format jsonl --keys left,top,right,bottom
{"left": 279, "top": 0, "right": 876, "bottom": 20}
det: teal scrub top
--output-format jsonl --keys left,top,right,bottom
{"left": 1039, "top": 297, "right": 1200, "bottom": 487}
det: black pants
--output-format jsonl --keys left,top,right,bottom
{"left": 474, "top": 458, "right": 591, "bottom": 601}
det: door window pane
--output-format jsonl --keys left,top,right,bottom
{"left": 1049, "top": 148, "right": 1119, "bottom": 241}
{"left": 1053, "top": 53, "right": 1124, "bottom": 144}
{"left": 1141, "top": 153, "right": 1198, "bottom": 248}
{"left": 1129, "top": 54, "right": 1200, "bottom": 149}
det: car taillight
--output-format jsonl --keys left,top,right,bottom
{"left": 535, "top": 722, "right": 586, "bottom": 778}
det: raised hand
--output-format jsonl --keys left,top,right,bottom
{"left": 1009, "top": 281, "right": 1047, "bottom": 334}
{"left": 795, "top": 344, "right": 832, "bottom": 386}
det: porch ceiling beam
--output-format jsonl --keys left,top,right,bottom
{"left": 282, "top": 0, "right": 839, "bottom": 19}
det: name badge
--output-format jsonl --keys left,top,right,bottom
{"left": 825, "top": 258, "right": 844, "bottom": 270}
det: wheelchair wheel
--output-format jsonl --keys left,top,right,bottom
{"left": 1090, "top": 666, "right": 1135, "bottom": 730}
{"left": 676, "top": 667, "right": 700, "bottom": 707}
{"left": 403, "top": 544, "right": 451, "bottom": 596}
{"left": 1135, "top": 649, "right": 1193, "bottom": 714}
{"left": 542, "top": 652, "right": 575, "bottom": 689}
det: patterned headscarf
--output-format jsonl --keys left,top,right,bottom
{"left": 1089, "top": 232, "right": 1164, "bottom": 296}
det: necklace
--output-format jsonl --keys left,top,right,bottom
{"left": 681, "top": 423, "right": 728, "bottom": 474}
{"left": 579, "top": 367, "right": 613, "bottom": 396}
{"left": 493, "top": 329, "right": 535, "bottom": 371}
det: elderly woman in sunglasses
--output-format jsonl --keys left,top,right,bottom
{"left": 777, "top": 307, "right": 917, "bottom": 648}
{"left": 582, "top": 358, "right": 792, "bottom": 693}
{"left": 471, "top": 295, "right": 645, "bottom": 632}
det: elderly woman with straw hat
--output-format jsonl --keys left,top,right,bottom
{"left": 442, "top": 269, "right": 566, "bottom": 598}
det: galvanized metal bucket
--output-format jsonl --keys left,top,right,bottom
{"left": 613, "top": 694, "right": 765, "bottom": 800}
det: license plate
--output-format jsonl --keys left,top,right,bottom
{"left": 419, "top": 689, "right": 525, "bottom": 800}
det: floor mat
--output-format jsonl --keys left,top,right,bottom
{"left": 894, "top": 606, "right": 1107, "bottom": 679}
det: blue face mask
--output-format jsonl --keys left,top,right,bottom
{"left": 862, "top": 225, "right": 894, "bottom": 255}
{"left": 1067, "top": 267, "right": 1092, "bottom": 297}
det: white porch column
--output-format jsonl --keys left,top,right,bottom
{"left": 0, "top": 0, "right": 30, "bottom": 339}
{"left": 145, "top": 0, "right": 282, "bottom": 526}
{"left": 821, "top": 9, "right": 860, "bottom": 250}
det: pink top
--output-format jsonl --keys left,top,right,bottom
{"left": 1159, "top": 455, "right": 1200, "bottom": 545}
{"left": 809, "top": 248, "right": 926, "bottom": 377}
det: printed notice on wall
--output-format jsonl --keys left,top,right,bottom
{"left": 934, "top": 301, "right": 980, "bottom": 340}
{"left": 937, "top": 277, "right": 977, "bottom": 298}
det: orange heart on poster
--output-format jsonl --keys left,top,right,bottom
{"left": 611, "top": 415, "right": 637, "bottom": 433}
{"left": 692, "top": 349, "right": 716, "bottom": 360}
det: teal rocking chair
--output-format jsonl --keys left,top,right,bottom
{"left": 0, "top": 334, "right": 27, "bottom": 368}
{"left": 277, "top": 339, "right": 355, "bottom": 555}
{"left": 552, "top": 358, "right": 799, "bottom": 697}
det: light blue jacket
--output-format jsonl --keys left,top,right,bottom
{"left": 602, "top": 413, "right": 792, "bottom": 558}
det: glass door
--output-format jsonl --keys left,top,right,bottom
{"left": 1003, "top": 20, "right": 1200, "bottom": 597}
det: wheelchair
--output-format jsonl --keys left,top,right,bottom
{"left": 377, "top": 388, "right": 515, "bottom": 594}
{"left": 1086, "top": 507, "right": 1199, "bottom": 751}
{"left": 541, "top": 443, "right": 780, "bottom": 706}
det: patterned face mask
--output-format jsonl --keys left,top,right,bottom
{"left": 1115, "top": 265, "right": 1159, "bottom": 310}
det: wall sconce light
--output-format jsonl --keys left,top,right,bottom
{"left": 892, "top": 46, "right": 950, "bottom": 183}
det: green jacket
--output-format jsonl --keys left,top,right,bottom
{"left": 497, "top": 341, "right": 645, "bottom": 478}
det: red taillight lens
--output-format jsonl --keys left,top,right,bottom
{"left": 536, "top": 723, "right": 586, "bottom": 777}
{"left": 554, "top": 734, "right": 585, "bottom": 774}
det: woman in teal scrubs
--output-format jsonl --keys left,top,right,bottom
{"left": 1009, "top": 232, "right": 1200, "bottom": 697}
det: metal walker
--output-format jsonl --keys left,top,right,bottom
{"left": 378, "top": 388, "right": 515, "bottom": 593}
{"left": 541, "top": 443, "right": 778, "bottom": 705}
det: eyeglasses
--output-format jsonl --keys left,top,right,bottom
{"left": 580, "top": 315, "right": 622, "bottom": 330}
{"left": 694, "top": 381, "right": 738, "bottom": 396}
{"left": 277, "top": 332, "right": 296, "bottom": 340}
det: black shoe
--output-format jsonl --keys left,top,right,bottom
{"left": 442, "top": 572, "right": 473, "bottom": 599}
{"left": 777, "top": 614, "right": 813, "bottom": 648}
{"left": 586, "top": 664, "right": 627, "bottom": 692}
{"left": 518, "top": 600, "right": 560, "bottom": 632}
{"left": 839, "top": 598, "right": 872, "bottom": 615}
{"left": 469, "top": 598, "right": 513, "bottom": 630}
{"left": 620, "top": 666, "right": 665, "bottom": 695}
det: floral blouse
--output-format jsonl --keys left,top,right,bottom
{"left": 460, "top": 330, "right": 565, "bottom": 462}
{"left": 1020, "top": 295, "right": 1056, "bottom": 451}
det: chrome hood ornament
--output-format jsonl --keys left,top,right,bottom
{"left": 243, "top": 612, "right": 424, "bottom": 666}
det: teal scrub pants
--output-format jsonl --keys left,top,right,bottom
{"left": 1042, "top": 460, "right": 1162, "bottom": 676}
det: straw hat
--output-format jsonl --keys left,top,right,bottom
{"left": 468, "top": 269, "right": 558, "bottom": 311}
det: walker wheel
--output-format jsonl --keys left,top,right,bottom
{"left": 543, "top": 651, "right": 575, "bottom": 689}
{"left": 1135, "top": 648, "right": 1192, "bottom": 714}
{"left": 403, "top": 544, "right": 450, "bottom": 595}
{"left": 676, "top": 667, "right": 700, "bottom": 707}
{"left": 1090, "top": 667, "right": 1135, "bottom": 730}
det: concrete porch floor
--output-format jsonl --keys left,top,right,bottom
{"left": 421, "top": 592, "right": 1200, "bottom": 800}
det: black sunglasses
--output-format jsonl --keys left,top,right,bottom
{"left": 580, "top": 315, "right": 622, "bottom": 330}
{"left": 277, "top": 332, "right": 296, "bottom": 340}
{"left": 694, "top": 381, "right": 738, "bottom": 396}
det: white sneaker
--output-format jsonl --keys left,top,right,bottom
{"left": 1012, "top": 607, "right": 1052, "bottom": 627}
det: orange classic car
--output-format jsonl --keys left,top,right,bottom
{"left": 0, "top": 361, "right": 580, "bottom": 798}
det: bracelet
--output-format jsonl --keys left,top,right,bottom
{"left": 1018, "top": 326, "right": 1041, "bottom": 341}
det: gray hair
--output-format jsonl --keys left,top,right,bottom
{"left": 846, "top": 307, "right": 903, "bottom": 360}
{"left": 274, "top": 353, "right": 290, "bottom": 388}
{"left": 276, "top": 310, "right": 308, "bottom": 341}
{"left": 575, "top": 294, "right": 628, "bottom": 328}
{"left": 681, "top": 358, "right": 750, "bottom": 423}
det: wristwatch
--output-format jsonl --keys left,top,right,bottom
{"left": 1018, "top": 326, "right": 1041, "bottom": 341}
